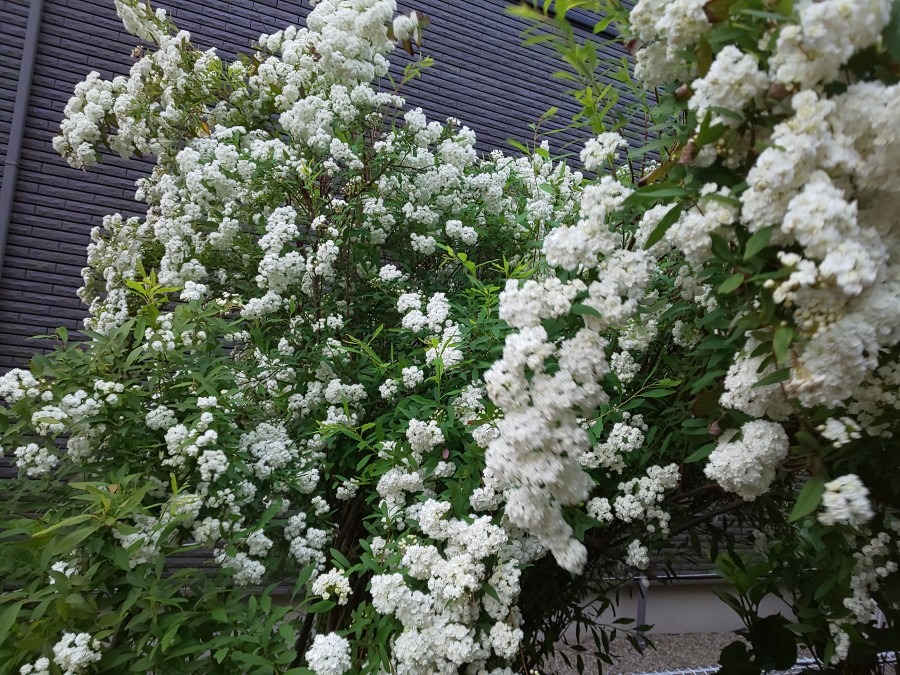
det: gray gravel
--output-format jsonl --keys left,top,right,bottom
{"left": 549, "top": 634, "right": 896, "bottom": 675}
{"left": 549, "top": 632, "right": 743, "bottom": 675}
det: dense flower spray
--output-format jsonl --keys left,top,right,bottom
{"left": 2, "top": 0, "right": 900, "bottom": 672}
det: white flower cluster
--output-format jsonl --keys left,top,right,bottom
{"left": 625, "top": 539, "right": 650, "bottom": 570}
{"left": 630, "top": 0, "right": 710, "bottom": 85}
{"left": 305, "top": 633, "right": 351, "bottom": 675}
{"left": 729, "top": 15, "right": 900, "bottom": 411}
{"left": 580, "top": 132, "right": 628, "bottom": 172}
{"left": 487, "top": 133, "right": 667, "bottom": 573}
{"left": 48, "top": 559, "right": 81, "bottom": 585}
{"left": 311, "top": 568, "right": 351, "bottom": 605}
{"left": 51, "top": 632, "right": 102, "bottom": 675}
{"left": 238, "top": 422, "right": 300, "bottom": 479}
{"left": 587, "top": 464, "right": 679, "bottom": 535}
{"left": 0, "top": 368, "right": 40, "bottom": 403}
{"left": 580, "top": 413, "right": 647, "bottom": 473}
{"left": 818, "top": 417, "right": 861, "bottom": 448}
{"left": 704, "top": 421, "right": 789, "bottom": 501}
{"left": 771, "top": 0, "right": 891, "bottom": 89}
{"left": 21, "top": 632, "right": 104, "bottom": 675}
{"left": 688, "top": 45, "right": 768, "bottom": 126}
{"left": 627, "top": 0, "right": 900, "bottom": 501}
{"left": 486, "top": 326, "right": 610, "bottom": 573}
{"left": 819, "top": 474, "right": 874, "bottom": 527}
{"left": 369, "top": 499, "right": 530, "bottom": 673}
{"left": 828, "top": 528, "right": 899, "bottom": 662}
{"left": 285, "top": 512, "right": 329, "bottom": 573}
{"left": 13, "top": 443, "right": 59, "bottom": 477}
{"left": 406, "top": 418, "right": 444, "bottom": 459}
{"left": 719, "top": 338, "right": 791, "bottom": 421}
{"left": 113, "top": 492, "right": 203, "bottom": 567}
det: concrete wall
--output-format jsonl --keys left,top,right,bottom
{"left": 594, "top": 580, "right": 794, "bottom": 635}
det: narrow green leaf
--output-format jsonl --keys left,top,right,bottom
{"left": 743, "top": 227, "right": 773, "bottom": 260}
{"left": 709, "top": 232, "right": 734, "bottom": 262}
{"left": 570, "top": 303, "right": 603, "bottom": 320}
{"left": 0, "top": 601, "right": 23, "bottom": 642}
{"left": 307, "top": 599, "right": 336, "bottom": 613}
{"left": 685, "top": 442, "right": 716, "bottom": 463}
{"left": 773, "top": 326, "right": 794, "bottom": 364}
{"left": 643, "top": 203, "right": 683, "bottom": 250}
{"left": 697, "top": 35, "right": 713, "bottom": 75}
{"left": 641, "top": 388, "right": 676, "bottom": 398}
{"left": 507, "top": 139, "right": 529, "bottom": 155}
{"left": 789, "top": 477, "right": 825, "bottom": 522}
{"left": 752, "top": 367, "right": 790, "bottom": 388}
{"left": 330, "top": 548, "right": 351, "bottom": 569}
{"left": 623, "top": 184, "right": 689, "bottom": 207}
{"left": 482, "top": 583, "right": 500, "bottom": 602}
{"left": 718, "top": 273, "right": 744, "bottom": 295}
{"left": 33, "top": 514, "right": 94, "bottom": 538}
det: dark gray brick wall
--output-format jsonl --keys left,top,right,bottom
{"left": 0, "top": 0, "right": 636, "bottom": 370}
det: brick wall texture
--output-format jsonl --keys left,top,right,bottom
{"left": 0, "top": 0, "right": 638, "bottom": 370}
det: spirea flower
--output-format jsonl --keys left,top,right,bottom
{"left": 819, "top": 474, "right": 874, "bottom": 527}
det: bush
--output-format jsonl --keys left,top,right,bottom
{"left": 1, "top": 0, "right": 899, "bottom": 673}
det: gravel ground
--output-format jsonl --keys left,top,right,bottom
{"left": 549, "top": 632, "right": 745, "bottom": 675}
{"left": 549, "top": 634, "right": 896, "bottom": 675}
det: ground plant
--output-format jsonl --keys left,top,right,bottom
{"left": 0, "top": 0, "right": 898, "bottom": 673}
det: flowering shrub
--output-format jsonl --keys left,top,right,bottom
{"left": 2, "top": 0, "right": 900, "bottom": 673}
{"left": 504, "top": 0, "right": 900, "bottom": 670}
{"left": 2, "top": 1, "right": 594, "bottom": 672}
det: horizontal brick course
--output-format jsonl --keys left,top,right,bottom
{"left": 1, "top": 0, "right": 636, "bottom": 369}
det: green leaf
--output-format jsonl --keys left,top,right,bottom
{"left": 789, "top": 477, "right": 824, "bottom": 522}
{"left": 743, "top": 227, "right": 773, "bottom": 260}
{"left": 885, "top": 1, "right": 900, "bottom": 62}
{"left": 330, "top": 548, "right": 351, "bottom": 569}
{"left": 718, "top": 273, "right": 744, "bottom": 295}
{"left": 641, "top": 389, "right": 676, "bottom": 398}
{"left": 643, "top": 203, "right": 683, "bottom": 250}
{"left": 656, "top": 378, "right": 683, "bottom": 387}
{"left": 717, "top": 640, "right": 760, "bottom": 675}
{"left": 623, "top": 184, "right": 689, "bottom": 207}
{"left": 507, "top": 139, "right": 529, "bottom": 155}
{"left": 695, "top": 119, "right": 728, "bottom": 147}
{"left": 231, "top": 652, "right": 271, "bottom": 667}
{"left": 0, "top": 601, "right": 23, "bottom": 642}
{"left": 685, "top": 442, "right": 716, "bottom": 463}
{"left": 482, "top": 583, "right": 500, "bottom": 602}
{"left": 752, "top": 367, "right": 790, "bottom": 388}
{"left": 697, "top": 35, "right": 713, "bottom": 75}
{"left": 307, "top": 599, "right": 336, "bottom": 613}
{"left": 570, "top": 303, "right": 603, "bottom": 320}
{"left": 161, "top": 620, "right": 184, "bottom": 651}
{"left": 709, "top": 232, "right": 734, "bottom": 262}
{"left": 773, "top": 326, "right": 794, "bottom": 364}
{"left": 33, "top": 514, "right": 94, "bottom": 538}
